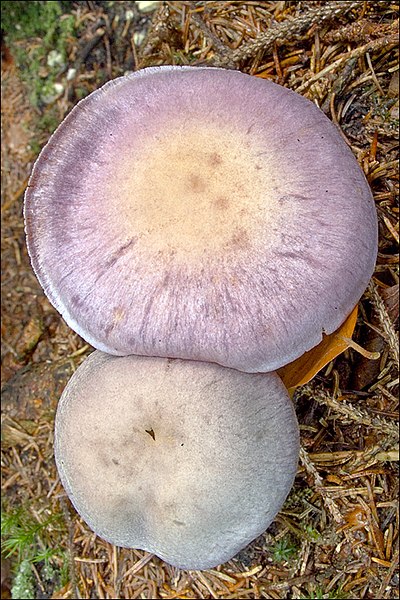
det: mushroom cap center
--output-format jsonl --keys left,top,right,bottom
{"left": 112, "top": 122, "right": 279, "bottom": 258}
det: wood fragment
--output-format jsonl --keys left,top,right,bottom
{"left": 190, "top": 10, "right": 234, "bottom": 65}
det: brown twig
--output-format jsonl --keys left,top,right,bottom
{"left": 209, "top": 1, "right": 364, "bottom": 67}
{"left": 190, "top": 11, "right": 234, "bottom": 66}
{"left": 369, "top": 281, "right": 399, "bottom": 367}
{"left": 300, "top": 385, "right": 399, "bottom": 439}
{"left": 296, "top": 33, "right": 399, "bottom": 93}
{"left": 299, "top": 447, "right": 346, "bottom": 526}
{"left": 325, "top": 17, "right": 399, "bottom": 43}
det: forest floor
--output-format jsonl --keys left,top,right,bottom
{"left": 1, "top": 1, "right": 399, "bottom": 599}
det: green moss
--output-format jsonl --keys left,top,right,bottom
{"left": 1, "top": 1, "right": 75, "bottom": 109}
{"left": 11, "top": 559, "right": 35, "bottom": 600}
{"left": 303, "top": 523, "right": 321, "bottom": 542}
{"left": 272, "top": 536, "right": 298, "bottom": 562}
{"left": 1, "top": 1, "right": 61, "bottom": 41}
{"left": 301, "top": 586, "right": 348, "bottom": 599}
{"left": 1, "top": 1, "right": 75, "bottom": 60}
{"left": 1, "top": 502, "right": 67, "bottom": 598}
{"left": 37, "top": 108, "right": 61, "bottom": 135}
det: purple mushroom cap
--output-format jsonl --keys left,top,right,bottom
{"left": 54, "top": 351, "right": 299, "bottom": 570}
{"left": 24, "top": 66, "right": 378, "bottom": 372}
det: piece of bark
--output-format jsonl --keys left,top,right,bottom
{"left": 1, "top": 359, "right": 74, "bottom": 421}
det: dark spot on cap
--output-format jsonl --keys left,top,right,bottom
{"left": 229, "top": 228, "right": 250, "bottom": 250}
{"left": 213, "top": 196, "right": 230, "bottom": 210}
{"left": 145, "top": 428, "right": 156, "bottom": 441}
{"left": 187, "top": 173, "right": 206, "bottom": 193}
{"left": 173, "top": 519, "right": 186, "bottom": 526}
{"left": 208, "top": 152, "right": 223, "bottom": 167}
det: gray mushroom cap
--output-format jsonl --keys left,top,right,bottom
{"left": 24, "top": 66, "right": 378, "bottom": 372}
{"left": 54, "top": 351, "right": 299, "bottom": 570}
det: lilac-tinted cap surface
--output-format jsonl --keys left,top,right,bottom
{"left": 24, "top": 66, "right": 378, "bottom": 372}
{"left": 54, "top": 351, "right": 299, "bottom": 570}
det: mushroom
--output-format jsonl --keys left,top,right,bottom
{"left": 54, "top": 351, "right": 299, "bottom": 570}
{"left": 24, "top": 66, "right": 378, "bottom": 372}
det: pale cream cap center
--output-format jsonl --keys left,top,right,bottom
{"left": 110, "top": 122, "right": 281, "bottom": 259}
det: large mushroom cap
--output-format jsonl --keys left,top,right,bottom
{"left": 25, "top": 66, "right": 378, "bottom": 372}
{"left": 54, "top": 351, "right": 299, "bottom": 570}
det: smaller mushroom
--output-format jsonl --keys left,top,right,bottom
{"left": 55, "top": 351, "right": 299, "bottom": 570}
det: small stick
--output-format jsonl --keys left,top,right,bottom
{"left": 210, "top": 1, "right": 363, "bottom": 67}
{"left": 369, "top": 281, "right": 399, "bottom": 367}
{"left": 301, "top": 385, "right": 398, "bottom": 438}
{"left": 190, "top": 11, "right": 232, "bottom": 64}
{"left": 296, "top": 34, "right": 398, "bottom": 93}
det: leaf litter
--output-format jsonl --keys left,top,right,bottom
{"left": 1, "top": 1, "right": 398, "bottom": 598}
